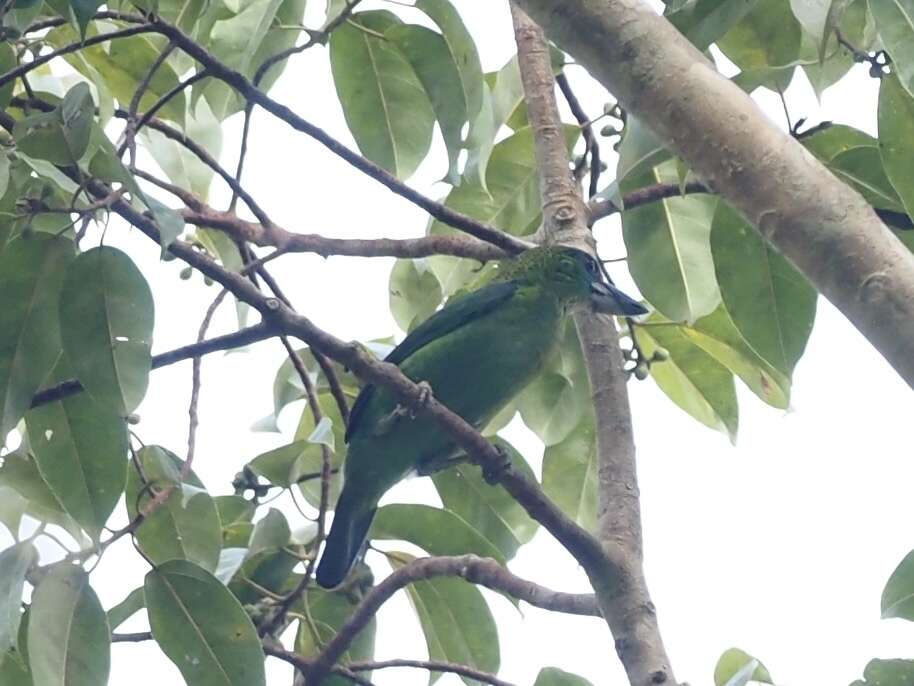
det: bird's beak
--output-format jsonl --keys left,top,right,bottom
{"left": 589, "top": 281, "right": 649, "bottom": 316}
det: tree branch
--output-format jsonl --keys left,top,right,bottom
{"left": 309, "top": 554, "right": 599, "bottom": 679}
{"left": 347, "top": 659, "right": 515, "bottom": 686}
{"left": 515, "top": 0, "right": 914, "bottom": 391}
{"left": 30, "top": 322, "right": 278, "bottom": 408}
{"left": 511, "top": 7, "right": 674, "bottom": 686}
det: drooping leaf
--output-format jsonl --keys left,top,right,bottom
{"left": 294, "top": 393, "right": 347, "bottom": 507}
{"left": 26, "top": 391, "right": 128, "bottom": 539}
{"left": 246, "top": 508, "right": 290, "bottom": 560}
{"left": 388, "top": 551, "right": 499, "bottom": 685}
{"left": 49, "top": 27, "right": 186, "bottom": 125}
{"left": 388, "top": 15, "right": 481, "bottom": 183}
{"left": 636, "top": 317, "right": 739, "bottom": 441}
{"left": 829, "top": 146, "right": 906, "bottom": 212}
{"left": 869, "top": 0, "right": 914, "bottom": 99}
{"left": 329, "top": 11, "right": 435, "bottom": 180}
{"left": 0, "top": 542, "right": 36, "bottom": 654}
{"left": 125, "top": 446, "right": 222, "bottom": 572}
{"left": 59, "top": 83, "right": 94, "bottom": 162}
{"left": 622, "top": 161, "right": 720, "bottom": 322}
{"left": 59, "top": 246, "right": 155, "bottom": 416}
{"left": 248, "top": 441, "right": 312, "bottom": 488}
{"left": 106, "top": 587, "right": 145, "bottom": 631}
{"left": 718, "top": 0, "right": 802, "bottom": 76}
{"left": 714, "top": 648, "right": 773, "bottom": 685}
{"left": 667, "top": 0, "right": 762, "bottom": 50}
{"left": 517, "top": 371, "right": 584, "bottom": 447}
{"left": 432, "top": 438, "right": 538, "bottom": 561}
{"left": 711, "top": 202, "right": 817, "bottom": 377}
{"left": 0, "top": 234, "right": 73, "bottom": 441}
{"left": 296, "top": 586, "right": 377, "bottom": 686}
{"left": 29, "top": 564, "right": 110, "bottom": 686}
{"left": 144, "top": 196, "right": 185, "bottom": 253}
{"left": 0, "top": 487, "right": 26, "bottom": 540}
{"left": 878, "top": 74, "right": 914, "bottom": 219}
{"left": 801, "top": 123, "right": 877, "bottom": 162}
{"left": 542, "top": 414, "right": 598, "bottom": 531}
{"left": 0, "top": 44, "right": 15, "bottom": 110}
{"left": 371, "top": 503, "right": 506, "bottom": 564}
{"left": 534, "top": 667, "right": 595, "bottom": 686}
{"left": 687, "top": 306, "right": 791, "bottom": 409}
{"left": 145, "top": 560, "right": 266, "bottom": 686}
{"left": 881, "top": 548, "right": 914, "bottom": 620}
{"left": 389, "top": 259, "right": 443, "bottom": 333}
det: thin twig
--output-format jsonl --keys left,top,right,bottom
{"left": 120, "top": 40, "right": 177, "bottom": 165}
{"left": 347, "top": 659, "right": 515, "bottom": 686}
{"left": 556, "top": 72, "right": 601, "bottom": 199}
{"left": 186, "top": 289, "right": 228, "bottom": 471}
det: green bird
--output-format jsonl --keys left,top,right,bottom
{"left": 315, "top": 246, "right": 647, "bottom": 588}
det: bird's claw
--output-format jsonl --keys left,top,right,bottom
{"left": 408, "top": 381, "right": 433, "bottom": 419}
{"left": 482, "top": 444, "right": 512, "bottom": 485}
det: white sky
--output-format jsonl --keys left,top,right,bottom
{"left": 6, "top": 2, "right": 914, "bottom": 685}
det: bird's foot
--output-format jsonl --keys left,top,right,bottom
{"left": 408, "top": 381, "right": 433, "bottom": 419}
{"left": 482, "top": 443, "right": 512, "bottom": 485}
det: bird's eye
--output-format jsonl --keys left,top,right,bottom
{"left": 586, "top": 258, "right": 599, "bottom": 275}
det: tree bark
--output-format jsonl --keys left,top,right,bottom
{"left": 515, "top": 0, "right": 914, "bottom": 391}
{"left": 512, "top": 7, "right": 675, "bottom": 686}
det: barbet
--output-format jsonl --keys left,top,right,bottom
{"left": 315, "top": 246, "right": 647, "bottom": 588}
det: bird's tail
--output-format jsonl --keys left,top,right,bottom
{"left": 315, "top": 488, "right": 377, "bottom": 589}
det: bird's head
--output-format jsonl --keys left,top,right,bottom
{"left": 504, "top": 246, "right": 648, "bottom": 316}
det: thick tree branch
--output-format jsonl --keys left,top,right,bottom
{"left": 309, "top": 554, "right": 599, "bottom": 679}
{"left": 516, "top": 0, "right": 914, "bottom": 391}
{"left": 511, "top": 7, "right": 674, "bottom": 686}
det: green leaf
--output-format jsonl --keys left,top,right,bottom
{"left": 26, "top": 391, "right": 128, "bottom": 538}
{"left": 59, "top": 246, "right": 155, "bottom": 416}
{"left": 389, "top": 259, "right": 443, "bottom": 332}
{"left": 718, "top": 0, "right": 802, "bottom": 72}
{"left": 0, "top": 646, "right": 30, "bottom": 686}
{"left": 686, "top": 306, "right": 791, "bottom": 409}
{"left": 878, "top": 74, "right": 914, "bottom": 219}
{"left": 106, "top": 587, "right": 145, "bottom": 630}
{"left": 432, "top": 438, "right": 538, "bottom": 561}
{"left": 869, "top": 0, "right": 914, "bottom": 99}
{"left": 371, "top": 503, "right": 506, "bottom": 565}
{"left": 330, "top": 11, "right": 435, "bottom": 180}
{"left": 142, "top": 98, "right": 222, "bottom": 202}
{"left": 881, "top": 548, "right": 914, "bottom": 619}
{"left": 801, "top": 123, "right": 877, "bottom": 162}
{"left": 0, "top": 487, "right": 26, "bottom": 540}
{"left": 0, "top": 234, "right": 74, "bottom": 441}
{"left": 49, "top": 27, "right": 186, "bottom": 125}
{"left": 711, "top": 202, "right": 817, "bottom": 377}
{"left": 145, "top": 560, "right": 266, "bottom": 686}
{"left": 296, "top": 587, "right": 376, "bottom": 686}
{"left": 69, "top": 0, "right": 105, "bottom": 35}
{"left": 542, "top": 415, "right": 598, "bottom": 531}
{"left": 535, "top": 667, "right": 595, "bottom": 686}
{"left": 29, "top": 564, "right": 110, "bottom": 686}
{"left": 294, "top": 393, "right": 346, "bottom": 507}
{"left": 59, "top": 83, "right": 94, "bottom": 161}
{"left": 830, "top": 146, "right": 906, "bottom": 212}
{"left": 0, "top": 543, "right": 36, "bottom": 654}
{"left": 715, "top": 648, "right": 773, "bottom": 686}
{"left": 144, "top": 196, "right": 185, "bottom": 253}
{"left": 622, "top": 161, "right": 720, "bottom": 322}
{"left": 517, "top": 371, "right": 583, "bottom": 447}
{"left": 246, "top": 508, "right": 290, "bottom": 559}
{"left": 13, "top": 111, "right": 71, "bottom": 166}
{"left": 0, "top": 453, "right": 68, "bottom": 522}
{"left": 613, "top": 116, "right": 670, "bottom": 192}
{"left": 389, "top": 551, "right": 499, "bottom": 685}
{"left": 271, "top": 347, "right": 359, "bottom": 418}
{"left": 0, "top": 44, "right": 15, "bottom": 110}
{"left": 636, "top": 317, "right": 739, "bottom": 441}
{"left": 125, "top": 446, "right": 222, "bottom": 572}
{"left": 193, "top": 0, "right": 286, "bottom": 119}
{"left": 668, "top": 0, "right": 762, "bottom": 50}
{"left": 248, "top": 440, "right": 311, "bottom": 488}
{"left": 387, "top": 21, "right": 478, "bottom": 184}
{"left": 851, "top": 659, "right": 914, "bottom": 686}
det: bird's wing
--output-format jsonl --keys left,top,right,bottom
{"left": 345, "top": 280, "right": 519, "bottom": 442}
